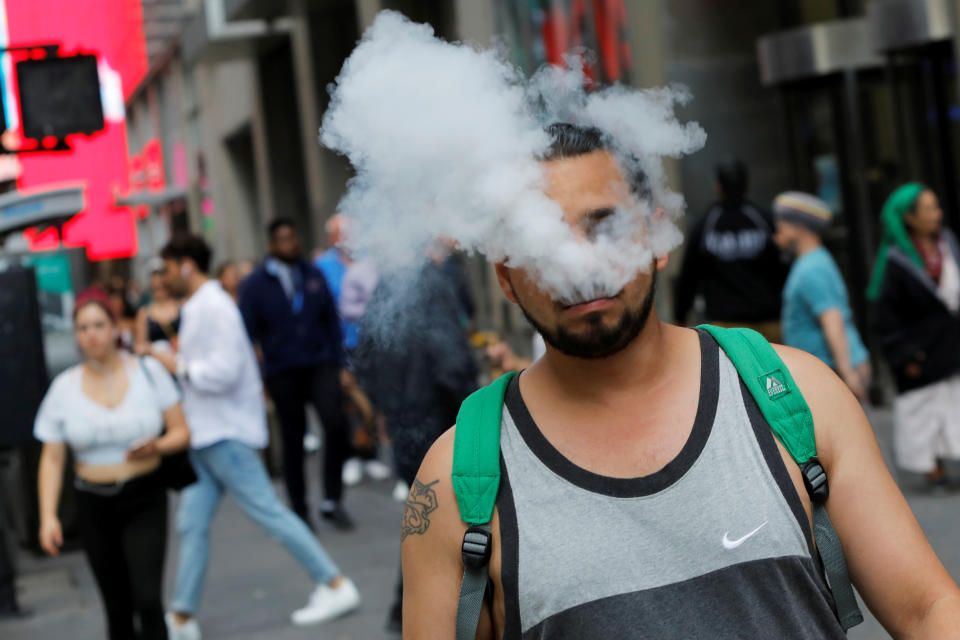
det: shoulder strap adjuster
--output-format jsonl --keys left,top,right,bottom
{"left": 461, "top": 525, "right": 492, "bottom": 569}
{"left": 456, "top": 523, "right": 493, "bottom": 639}
{"left": 802, "top": 459, "right": 829, "bottom": 503}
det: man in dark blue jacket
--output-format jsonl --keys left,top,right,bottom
{"left": 239, "top": 219, "right": 353, "bottom": 529}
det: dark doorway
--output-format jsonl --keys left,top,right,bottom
{"left": 885, "top": 41, "right": 960, "bottom": 234}
{"left": 224, "top": 125, "right": 264, "bottom": 256}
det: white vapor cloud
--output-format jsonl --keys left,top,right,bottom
{"left": 321, "top": 10, "right": 706, "bottom": 307}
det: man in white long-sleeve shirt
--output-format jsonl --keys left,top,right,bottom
{"left": 150, "top": 234, "right": 360, "bottom": 640}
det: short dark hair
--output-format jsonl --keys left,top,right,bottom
{"left": 161, "top": 232, "right": 213, "bottom": 273}
{"left": 267, "top": 217, "right": 297, "bottom": 239}
{"left": 716, "top": 157, "right": 748, "bottom": 203}
{"left": 542, "top": 122, "right": 650, "bottom": 202}
{"left": 542, "top": 123, "right": 608, "bottom": 160}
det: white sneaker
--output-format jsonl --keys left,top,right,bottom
{"left": 364, "top": 459, "right": 393, "bottom": 481}
{"left": 303, "top": 432, "right": 322, "bottom": 453}
{"left": 291, "top": 578, "right": 361, "bottom": 626}
{"left": 342, "top": 458, "right": 363, "bottom": 486}
{"left": 392, "top": 480, "right": 409, "bottom": 502}
{"left": 165, "top": 613, "right": 202, "bottom": 640}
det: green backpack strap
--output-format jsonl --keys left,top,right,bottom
{"left": 451, "top": 372, "right": 516, "bottom": 640}
{"left": 698, "top": 324, "right": 863, "bottom": 631}
{"left": 697, "top": 325, "right": 815, "bottom": 463}
{"left": 452, "top": 372, "right": 515, "bottom": 524}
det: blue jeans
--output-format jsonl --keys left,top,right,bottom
{"left": 170, "top": 439, "right": 340, "bottom": 614}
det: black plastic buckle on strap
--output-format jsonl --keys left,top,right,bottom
{"left": 461, "top": 525, "right": 492, "bottom": 569}
{"left": 802, "top": 459, "right": 829, "bottom": 503}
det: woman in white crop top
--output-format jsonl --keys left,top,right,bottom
{"left": 34, "top": 291, "right": 190, "bottom": 640}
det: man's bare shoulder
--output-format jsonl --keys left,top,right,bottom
{"left": 771, "top": 344, "right": 869, "bottom": 467}
{"left": 772, "top": 344, "right": 848, "bottom": 402}
{"left": 402, "top": 426, "right": 465, "bottom": 547}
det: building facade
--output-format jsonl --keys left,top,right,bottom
{"left": 126, "top": 0, "right": 960, "bottom": 345}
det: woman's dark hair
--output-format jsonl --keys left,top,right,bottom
{"left": 161, "top": 232, "right": 213, "bottom": 273}
{"left": 215, "top": 261, "right": 236, "bottom": 279}
{"left": 108, "top": 288, "right": 137, "bottom": 320}
{"left": 906, "top": 189, "right": 928, "bottom": 216}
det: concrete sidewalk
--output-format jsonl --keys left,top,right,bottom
{"left": 3, "top": 407, "right": 960, "bottom": 639}
{"left": 2, "top": 467, "right": 404, "bottom": 640}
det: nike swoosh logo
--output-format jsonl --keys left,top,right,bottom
{"left": 722, "top": 521, "right": 768, "bottom": 550}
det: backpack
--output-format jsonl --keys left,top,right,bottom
{"left": 450, "top": 325, "right": 863, "bottom": 640}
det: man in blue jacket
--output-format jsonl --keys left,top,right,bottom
{"left": 239, "top": 219, "right": 353, "bottom": 529}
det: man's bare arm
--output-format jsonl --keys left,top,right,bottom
{"left": 401, "top": 428, "right": 495, "bottom": 640}
{"left": 778, "top": 346, "right": 960, "bottom": 638}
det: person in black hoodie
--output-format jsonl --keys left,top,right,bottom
{"left": 239, "top": 219, "right": 354, "bottom": 529}
{"left": 353, "top": 254, "right": 479, "bottom": 632}
{"left": 673, "top": 157, "right": 788, "bottom": 341}
{"left": 869, "top": 183, "right": 960, "bottom": 486}
{"left": 354, "top": 259, "right": 478, "bottom": 497}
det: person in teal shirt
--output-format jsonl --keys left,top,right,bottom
{"left": 773, "top": 192, "right": 870, "bottom": 400}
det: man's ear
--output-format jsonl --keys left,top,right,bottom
{"left": 495, "top": 262, "right": 519, "bottom": 304}
{"left": 652, "top": 206, "right": 670, "bottom": 272}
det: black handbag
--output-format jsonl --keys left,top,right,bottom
{"left": 158, "top": 443, "right": 197, "bottom": 491}
{"left": 138, "top": 357, "right": 197, "bottom": 491}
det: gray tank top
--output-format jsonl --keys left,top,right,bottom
{"left": 496, "top": 330, "right": 845, "bottom": 639}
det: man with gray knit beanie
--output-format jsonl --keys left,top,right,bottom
{"left": 773, "top": 192, "right": 870, "bottom": 400}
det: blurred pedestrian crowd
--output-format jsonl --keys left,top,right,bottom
{"left": 21, "top": 211, "right": 483, "bottom": 639}
{"left": 675, "top": 160, "right": 960, "bottom": 489}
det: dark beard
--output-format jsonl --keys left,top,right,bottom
{"left": 517, "top": 269, "right": 657, "bottom": 360}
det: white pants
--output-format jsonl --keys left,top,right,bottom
{"left": 894, "top": 375, "right": 960, "bottom": 473}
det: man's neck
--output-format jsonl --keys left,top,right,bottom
{"left": 186, "top": 274, "right": 210, "bottom": 298}
{"left": 795, "top": 234, "right": 821, "bottom": 257}
{"left": 535, "top": 316, "right": 670, "bottom": 399}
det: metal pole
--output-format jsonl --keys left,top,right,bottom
{"left": 840, "top": 69, "right": 873, "bottom": 328}
{"left": 948, "top": 0, "right": 960, "bottom": 231}
{"left": 954, "top": 0, "right": 960, "bottom": 110}
{"left": 838, "top": 68, "right": 889, "bottom": 401}
{"left": 931, "top": 47, "right": 960, "bottom": 233}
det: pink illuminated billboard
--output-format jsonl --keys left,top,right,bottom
{"left": 1, "top": 0, "right": 147, "bottom": 260}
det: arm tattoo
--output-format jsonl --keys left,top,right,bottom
{"left": 402, "top": 478, "right": 439, "bottom": 542}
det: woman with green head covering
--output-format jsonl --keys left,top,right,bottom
{"left": 866, "top": 183, "right": 926, "bottom": 301}
{"left": 871, "top": 183, "right": 960, "bottom": 486}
